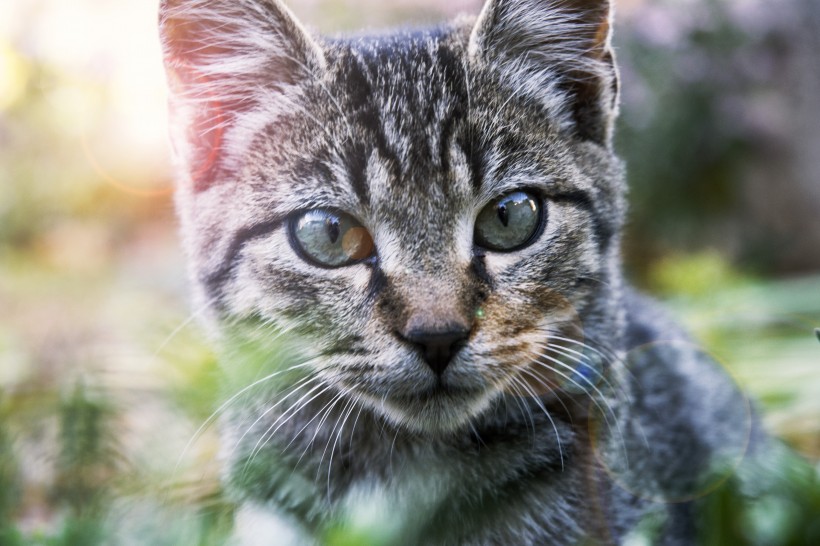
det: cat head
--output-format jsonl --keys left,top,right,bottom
{"left": 160, "top": 0, "right": 626, "bottom": 433}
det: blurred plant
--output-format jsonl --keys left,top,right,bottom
{"left": 647, "top": 250, "right": 750, "bottom": 298}
{"left": 49, "top": 384, "right": 120, "bottom": 545}
{"left": 649, "top": 253, "right": 820, "bottom": 458}
{"left": 0, "top": 396, "right": 23, "bottom": 545}
{"left": 617, "top": 0, "right": 820, "bottom": 276}
{"left": 0, "top": 383, "right": 122, "bottom": 545}
{"left": 696, "top": 443, "right": 820, "bottom": 545}
{"left": 617, "top": 0, "right": 750, "bottom": 273}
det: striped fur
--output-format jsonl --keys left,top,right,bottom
{"left": 160, "top": 1, "right": 757, "bottom": 544}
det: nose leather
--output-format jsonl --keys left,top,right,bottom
{"left": 404, "top": 327, "right": 469, "bottom": 375}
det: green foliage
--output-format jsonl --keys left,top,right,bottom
{"left": 45, "top": 516, "right": 108, "bottom": 546}
{"left": 697, "top": 445, "right": 820, "bottom": 546}
{"left": 648, "top": 251, "right": 750, "bottom": 298}
{"left": 324, "top": 522, "right": 399, "bottom": 546}
{"left": 53, "top": 385, "right": 119, "bottom": 516}
{"left": 164, "top": 330, "right": 221, "bottom": 424}
{"left": 0, "top": 397, "right": 22, "bottom": 541}
{"left": 0, "top": 384, "right": 120, "bottom": 545}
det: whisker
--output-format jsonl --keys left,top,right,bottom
{"left": 546, "top": 333, "right": 616, "bottom": 363}
{"left": 576, "top": 275, "right": 612, "bottom": 289}
{"left": 315, "top": 391, "right": 353, "bottom": 487}
{"left": 537, "top": 340, "right": 626, "bottom": 401}
{"left": 555, "top": 332, "right": 644, "bottom": 388}
{"left": 468, "top": 422, "right": 487, "bottom": 448}
{"left": 544, "top": 333, "right": 639, "bottom": 396}
{"left": 532, "top": 347, "right": 630, "bottom": 469}
{"left": 287, "top": 386, "right": 350, "bottom": 457}
{"left": 173, "top": 359, "right": 316, "bottom": 478}
{"left": 388, "top": 423, "right": 401, "bottom": 479}
{"left": 228, "top": 372, "right": 320, "bottom": 457}
{"left": 154, "top": 295, "right": 219, "bottom": 357}
{"left": 514, "top": 365, "right": 575, "bottom": 425}
{"left": 326, "top": 395, "right": 359, "bottom": 501}
{"left": 244, "top": 380, "right": 332, "bottom": 470}
{"left": 531, "top": 354, "right": 622, "bottom": 438}
{"left": 506, "top": 375, "right": 565, "bottom": 470}
{"left": 347, "top": 393, "right": 366, "bottom": 454}
{"left": 288, "top": 387, "right": 350, "bottom": 479}
{"left": 504, "top": 379, "right": 537, "bottom": 443}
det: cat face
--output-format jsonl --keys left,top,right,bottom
{"left": 160, "top": 0, "right": 625, "bottom": 433}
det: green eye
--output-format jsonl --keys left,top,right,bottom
{"left": 475, "top": 191, "right": 543, "bottom": 251}
{"left": 291, "top": 210, "right": 375, "bottom": 267}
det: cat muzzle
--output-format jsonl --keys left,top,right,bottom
{"left": 402, "top": 327, "right": 470, "bottom": 376}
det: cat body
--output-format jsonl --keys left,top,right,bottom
{"left": 159, "top": 1, "right": 756, "bottom": 544}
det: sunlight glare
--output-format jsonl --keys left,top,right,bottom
{"left": 0, "top": 41, "right": 27, "bottom": 111}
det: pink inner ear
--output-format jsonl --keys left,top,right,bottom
{"left": 167, "top": 61, "right": 226, "bottom": 190}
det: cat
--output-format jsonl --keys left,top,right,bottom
{"left": 159, "top": 0, "right": 760, "bottom": 544}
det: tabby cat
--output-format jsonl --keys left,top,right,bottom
{"left": 159, "top": 0, "right": 757, "bottom": 544}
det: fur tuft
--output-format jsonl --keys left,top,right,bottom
{"left": 470, "top": 0, "right": 619, "bottom": 145}
{"left": 159, "top": 0, "right": 324, "bottom": 189}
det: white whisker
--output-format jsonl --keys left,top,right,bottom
{"left": 315, "top": 391, "right": 352, "bottom": 486}
{"left": 514, "top": 365, "right": 574, "bottom": 423}
{"left": 531, "top": 346, "right": 630, "bottom": 469}
{"left": 326, "top": 394, "right": 359, "bottom": 500}
{"left": 506, "top": 374, "right": 564, "bottom": 470}
{"left": 173, "top": 358, "right": 316, "bottom": 479}
{"left": 154, "top": 295, "right": 219, "bottom": 358}
{"left": 243, "top": 380, "right": 332, "bottom": 471}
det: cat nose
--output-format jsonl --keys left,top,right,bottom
{"left": 403, "top": 326, "right": 470, "bottom": 376}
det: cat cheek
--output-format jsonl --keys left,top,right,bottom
{"left": 348, "top": 267, "right": 372, "bottom": 292}
{"left": 475, "top": 287, "right": 579, "bottom": 345}
{"left": 482, "top": 252, "right": 523, "bottom": 277}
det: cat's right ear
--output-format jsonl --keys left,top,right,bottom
{"left": 469, "top": 0, "right": 619, "bottom": 147}
{"left": 159, "top": 0, "right": 324, "bottom": 190}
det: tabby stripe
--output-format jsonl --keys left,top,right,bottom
{"left": 437, "top": 56, "right": 468, "bottom": 178}
{"left": 550, "top": 190, "right": 613, "bottom": 251}
{"left": 438, "top": 105, "right": 462, "bottom": 178}
{"left": 345, "top": 142, "right": 371, "bottom": 207}
{"left": 336, "top": 48, "right": 401, "bottom": 196}
{"left": 366, "top": 264, "right": 388, "bottom": 302}
{"left": 457, "top": 136, "right": 485, "bottom": 191}
{"left": 202, "top": 216, "right": 285, "bottom": 298}
{"left": 470, "top": 253, "right": 494, "bottom": 290}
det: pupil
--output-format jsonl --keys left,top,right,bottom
{"left": 497, "top": 203, "right": 509, "bottom": 227}
{"left": 326, "top": 218, "right": 340, "bottom": 244}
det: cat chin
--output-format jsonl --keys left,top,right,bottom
{"left": 364, "top": 386, "right": 498, "bottom": 435}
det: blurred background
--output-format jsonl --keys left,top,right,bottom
{"left": 0, "top": 0, "right": 818, "bottom": 544}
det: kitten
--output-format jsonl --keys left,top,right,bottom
{"left": 159, "top": 0, "right": 759, "bottom": 544}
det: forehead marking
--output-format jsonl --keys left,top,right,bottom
{"left": 334, "top": 46, "right": 407, "bottom": 204}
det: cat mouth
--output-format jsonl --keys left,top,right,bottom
{"left": 371, "top": 383, "right": 495, "bottom": 433}
{"left": 388, "top": 383, "right": 481, "bottom": 403}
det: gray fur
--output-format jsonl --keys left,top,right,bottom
{"left": 159, "top": 1, "right": 757, "bottom": 544}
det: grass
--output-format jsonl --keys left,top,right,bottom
{"left": 1, "top": 250, "right": 818, "bottom": 544}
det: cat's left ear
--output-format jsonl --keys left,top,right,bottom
{"left": 159, "top": 0, "right": 324, "bottom": 189}
{"left": 469, "top": 0, "right": 619, "bottom": 147}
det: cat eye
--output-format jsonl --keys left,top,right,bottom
{"left": 291, "top": 210, "right": 375, "bottom": 268}
{"left": 474, "top": 190, "right": 543, "bottom": 251}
